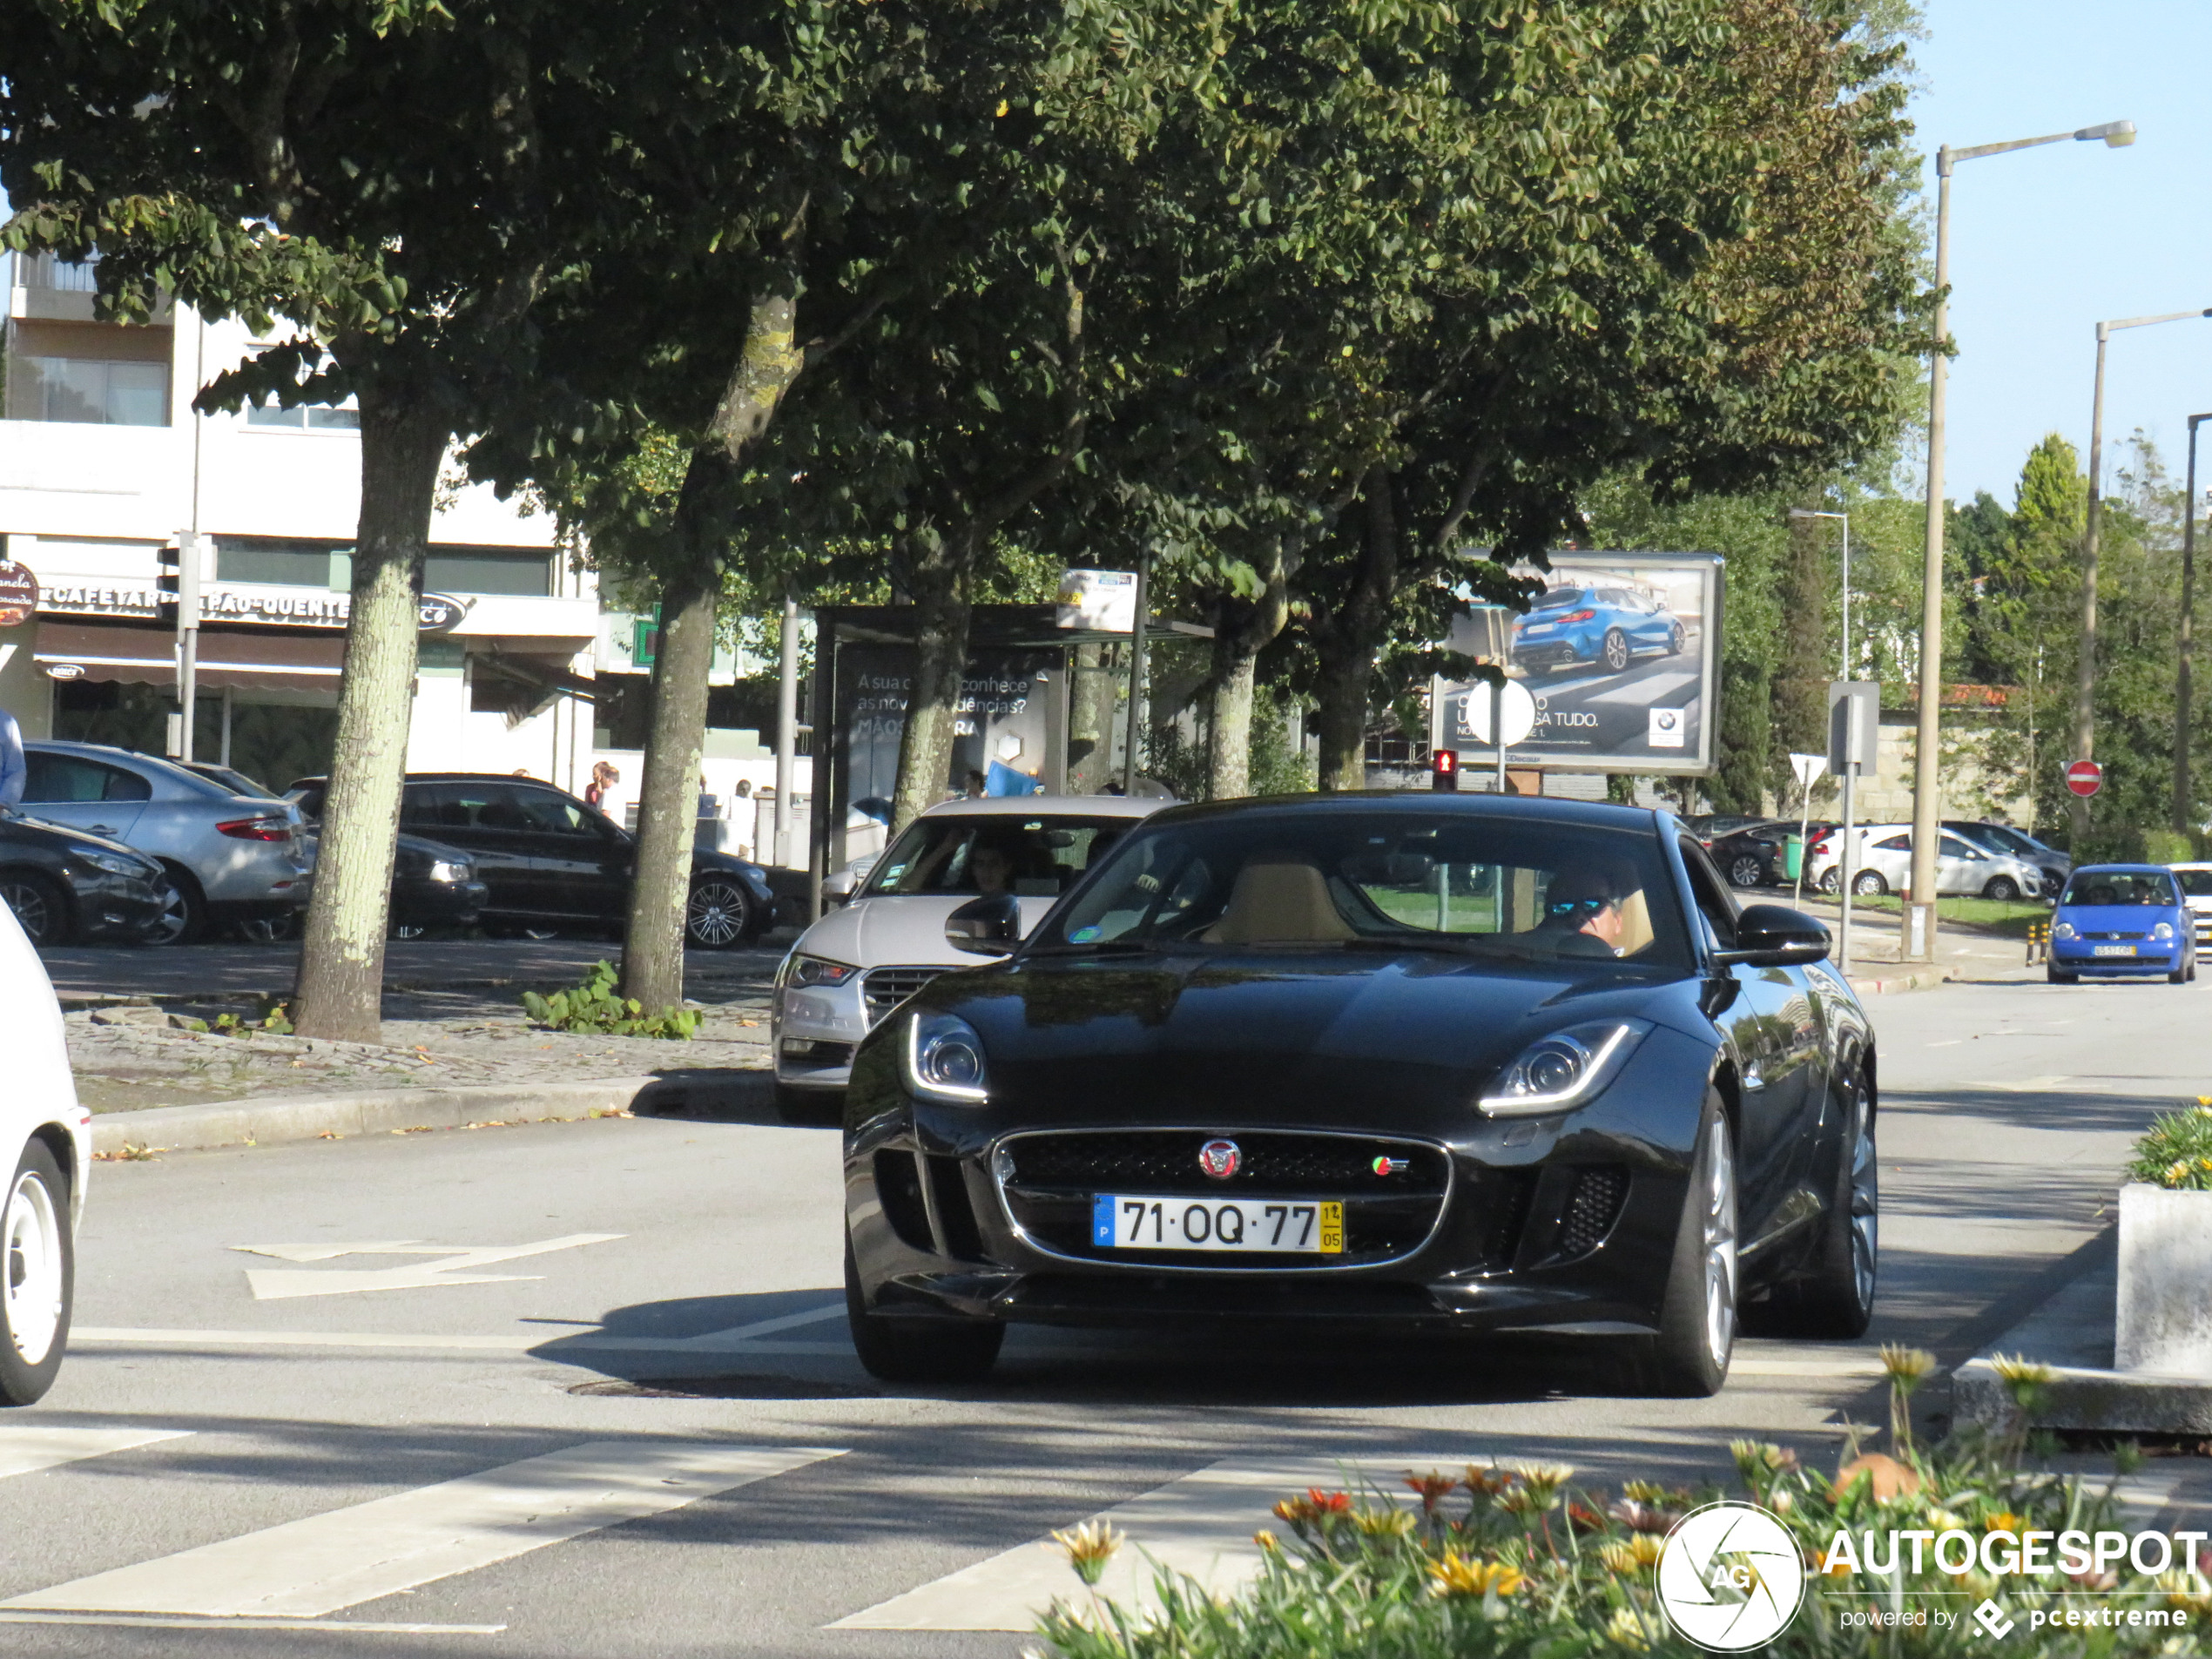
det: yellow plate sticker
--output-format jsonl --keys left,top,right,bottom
{"left": 1318, "top": 1201, "right": 1344, "bottom": 1255}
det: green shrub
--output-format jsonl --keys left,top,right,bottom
{"left": 2126, "top": 1102, "right": 2212, "bottom": 1192}
{"left": 2140, "top": 829, "right": 2192, "bottom": 867}
{"left": 520, "top": 961, "right": 700, "bottom": 1039}
{"left": 1035, "top": 1350, "right": 2209, "bottom": 1657}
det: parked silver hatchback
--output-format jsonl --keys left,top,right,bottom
{"left": 19, "top": 742, "right": 312, "bottom": 943}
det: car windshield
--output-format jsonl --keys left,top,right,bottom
{"left": 1042, "top": 809, "right": 1691, "bottom": 968}
{"left": 2060, "top": 872, "right": 2178, "bottom": 907}
{"left": 865, "top": 815, "right": 1137, "bottom": 899}
{"left": 2178, "top": 870, "right": 2212, "bottom": 899}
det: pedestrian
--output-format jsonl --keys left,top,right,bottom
{"left": 732, "top": 779, "right": 752, "bottom": 799}
{"left": 963, "top": 769, "right": 987, "bottom": 799}
{"left": 0, "top": 705, "right": 22, "bottom": 809}
{"left": 584, "top": 759, "right": 618, "bottom": 810}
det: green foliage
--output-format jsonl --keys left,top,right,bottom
{"left": 2141, "top": 829, "right": 2193, "bottom": 866}
{"left": 521, "top": 962, "right": 699, "bottom": 1040}
{"left": 1036, "top": 1420, "right": 2204, "bottom": 1657}
{"left": 2127, "top": 1103, "right": 2212, "bottom": 1192}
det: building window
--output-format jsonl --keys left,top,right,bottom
{"left": 4, "top": 354, "right": 169, "bottom": 426}
{"left": 424, "top": 549, "right": 553, "bottom": 597}
{"left": 215, "top": 538, "right": 349, "bottom": 589}
{"left": 246, "top": 399, "right": 361, "bottom": 430}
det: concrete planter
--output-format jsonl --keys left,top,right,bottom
{"left": 2115, "top": 1182, "right": 2212, "bottom": 1375}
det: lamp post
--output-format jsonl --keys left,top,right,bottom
{"left": 2071, "top": 310, "right": 2212, "bottom": 849}
{"left": 1912, "top": 119, "right": 2136, "bottom": 961}
{"left": 1790, "top": 507, "right": 1852, "bottom": 966}
{"left": 2179, "top": 415, "right": 2212, "bottom": 835}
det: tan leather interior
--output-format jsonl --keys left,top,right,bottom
{"left": 1614, "top": 887, "right": 1655, "bottom": 956}
{"left": 1202, "top": 855, "right": 1354, "bottom": 944}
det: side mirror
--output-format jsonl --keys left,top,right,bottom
{"left": 946, "top": 892, "right": 1022, "bottom": 956}
{"left": 1713, "top": 903, "right": 1831, "bottom": 968}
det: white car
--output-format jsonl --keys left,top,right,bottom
{"left": 2169, "top": 862, "right": 2212, "bottom": 948}
{"left": 0, "top": 901, "right": 91, "bottom": 1405}
{"left": 771, "top": 796, "right": 1168, "bottom": 1120}
{"left": 1813, "top": 824, "right": 2040, "bottom": 900}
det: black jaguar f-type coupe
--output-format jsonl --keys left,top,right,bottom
{"left": 840, "top": 793, "right": 1877, "bottom": 1396}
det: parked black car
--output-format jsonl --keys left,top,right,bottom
{"left": 286, "top": 772, "right": 774, "bottom": 947}
{"left": 1708, "top": 819, "right": 1837, "bottom": 890}
{"left": 1681, "top": 813, "right": 1767, "bottom": 850}
{"left": 843, "top": 793, "right": 1878, "bottom": 1396}
{"left": 0, "top": 812, "right": 172, "bottom": 947}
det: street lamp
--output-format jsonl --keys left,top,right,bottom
{"left": 2178, "top": 415, "right": 2212, "bottom": 835}
{"left": 1789, "top": 507, "right": 1854, "bottom": 968}
{"left": 2071, "top": 308, "right": 2212, "bottom": 846}
{"left": 1912, "top": 118, "right": 2136, "bottom": 961}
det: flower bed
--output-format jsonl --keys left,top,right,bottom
{"left": 2127, "top": 1103, "right": 2212, "bottom": 1192}
{"left": 1035, "top": 1352, "right": 2210, "bottom": 1657}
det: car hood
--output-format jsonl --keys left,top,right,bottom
{"left": 923, "top": 948, "right": 1707, "bottom": 1112}
{"left": 792, "top": 893, "right": 1060, "bottom": 969}
{"left": 3, "top": 812, "right": 157, "bottom": 864}
{"left": 2058, "top": 904, "right": 2183, "bottom": 930}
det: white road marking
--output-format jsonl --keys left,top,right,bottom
{"left": 234, "top": 1234, "right": 624, "bottom": 1300}
{"left": 0, "top": 1613, "right": 505, "bottom": 1635}
{"left": 672, "top": 1304, "right": 847, "bottom": 1345}
{"left": 835, "top": 1452, "right": 1473, "bottom": 1631}
{"left": 0, "top": 1426, "right": 192, "bottom": 1480}
{"left": 4, "top": 1440, "right": 843, "bottom": 1619}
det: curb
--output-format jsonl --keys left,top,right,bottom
{"left": 1846, "top": 966, "right": 1950, "bottom": 996}
{"left": 89, "top": 1071, "right": 768, "bottom": 1157}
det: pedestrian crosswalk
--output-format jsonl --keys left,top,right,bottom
{"left": 0, "top": 1425, "right": 192, "bottom": 1480}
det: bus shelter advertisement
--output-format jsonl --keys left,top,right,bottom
{"left": 1434, "top": 551, "right": 1722, "bottom": 775}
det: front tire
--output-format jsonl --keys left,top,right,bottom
{"left": 1629, "top": 1101, "right": 1737, "bottom": 1398}
{"left": 0, "top": 873, "right": 72, "bottom": 948}
{"left": 1667, "top": 622, "right": 1685, "bottom": 657}
{"left": 0, "top": 1140, "right": 73, "bottom": 1407}
{"left": 1757, "top": 1069, "right": 1876, "bottom": 1338}
{"left": 846, "top": 1239, "right": 1002, "bottom": 1385}
{"left": 1983, "top": 876, "right": 2020, "bottom": 901}
{"left": 1602, "top": 628, "right": 1631, "bottom": 672}
{"left": 147, "top": 871, "right": 206, "bottom": 946}
{"left": 685, "top": 877, "right": 754, "bottom": 950}
{"left": 1851, "top": 870, "right": 1888, "bottom": 897}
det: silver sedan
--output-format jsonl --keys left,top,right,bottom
{"left": 20, "top": 741, "right": 311, "bottom": 943}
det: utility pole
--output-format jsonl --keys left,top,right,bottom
{"left": 773, "top": 592, "right": 800, "bottom": 867}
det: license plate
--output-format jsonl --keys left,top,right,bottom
{"left": 1093, "top": 1195, "right": 1343, "bottom": 1254}
{"left": 2093, "top": 945, "right": 2136, "bottom": 957}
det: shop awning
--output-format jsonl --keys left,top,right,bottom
{"left": 32, "top": 622, "right": 347, "bottom": 693}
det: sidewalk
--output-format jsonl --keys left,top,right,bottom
{"left": 1789, "top": 892, "right": 2040, "bottom": 987}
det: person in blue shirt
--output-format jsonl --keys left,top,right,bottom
{"left": 0, "top": 707, "right": 24, "bottom": 809}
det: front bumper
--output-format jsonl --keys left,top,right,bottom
{"left": 393, "top": 877, "right": 490, "bottom": 929}
{"left": 2052, "top": 942, "right": 2185, "bottom": 974}
{"left": 65, "top": 871, "right": 169, "bottom": 942}
{"left": 774, "top": 965, "right": 950, "bottom": 1093}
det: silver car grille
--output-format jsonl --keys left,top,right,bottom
{"left": 862, "top": 967, "right": 944, "bottom": 1026}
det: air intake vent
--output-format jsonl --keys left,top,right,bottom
{"left": 1557, "top": 1166, "right": 1629, "bottom": 1259}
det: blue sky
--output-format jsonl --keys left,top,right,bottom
{"left": 1911, "top": 0, "right": 2212, "bottom": 505}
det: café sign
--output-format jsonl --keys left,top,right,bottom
{"left": 0, "top": 560, "right": 38, "bottom": 628}
{"left": 35, "top": 583, "right": 468, "bottom": 632}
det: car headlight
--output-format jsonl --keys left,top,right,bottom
{"left": 2053, "top": 921, "right": 2075, "bottom": 941}
{"left": 2155, "top": 921, "right": 2175, "bottom": 941}
{"left": 1479, "top": 1019, "right": 1651, "bottom": 1116}
{"left": 75, "top": 850, "right": 148, "bottom": 878}
{"left": 784, "top": 954, "right": 860, "bottom": 988}
{"left": 428, "top": 860, "right": 471, "bottom": 883}
{"left": 902, "top": 1010, "right": 989, "bottom": 1104}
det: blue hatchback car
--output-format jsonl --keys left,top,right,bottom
{"left": 2047, "top": 864, "right": 2197, "bottom": 984}
{"left": 1510, "top": 583, "right": 1687, "bottom": 675}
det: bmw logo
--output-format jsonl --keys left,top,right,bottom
{"left": 1197, "top": 1139, "right": 1242, "bottom": 1179}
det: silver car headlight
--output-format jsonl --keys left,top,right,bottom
{"left": 2155, "top": 921, "right": 2175, "bottom": 941}
{"left": 783, "top": 954, "right": 861, "bottom": 988}
{"left": 428, "top": 860, "right": 472, "bottom": 883}
{"left": 2053, "top": 921, "right": 2076, "bottom": 941}
{"left": 1479, "top": 1019, "right": 1651, "bottom": 1116}
{"left": 902, "top": 1010, "right": 989, "bottom": 1104}
{"left": 76, "top": 850, "right": 149, "bottom": 878}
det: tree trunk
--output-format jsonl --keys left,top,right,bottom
{"left": 1066, "top": 642, "right": 1117, "bottom": 794}
{"left": 890, "top": 534, "right": 974, "bottom": 832}
{"left": 618, "top": 278, "right": 806, "bottom": 1009}
{"left": 1205, "top": 647, "right": 1256, "bottom": 800}
{"left": 1313, "top": 466, "right": 1402, "bottom": 790}
{"left": 619, "top": 560, "right": 717, "bottom": 1012}
{"left": 293, "top": 388, "right": 448, "bottom": 1042}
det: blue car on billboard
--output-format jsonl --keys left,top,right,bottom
{"left": 2047, "top": 864, "right": 2196, "bottom": 984}
{"left": 1511, "top": 583, "right": 1688, "bottom": 675}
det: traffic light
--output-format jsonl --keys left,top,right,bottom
{"left": 156, "top": 535, "right": 204, "bottom": 629}
{"left": 1432, "top": 748, "right": 1459, "bottom": 792}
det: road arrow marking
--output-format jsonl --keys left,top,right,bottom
{"left": 233, "top": 1234, "right": 624, "bottom": 1300}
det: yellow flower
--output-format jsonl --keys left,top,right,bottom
{"left": 1983, "top": 1511, "right": 2025, "bottom": 1534}
{"left": 1049, "top": 1521, "right": 1123, "bottom": 1588}
{"left": 995, "top": 98, "right": 1010, "bottom": 118}
{"left": 1252, "top": 1529, "right": 1280, "bottom": 1554}
{"left": 1605, "top": 1607, "right": 1656, "bottom": 1650}
{"left": 1880, "top": 1345, "right": 1938, "bottom": 1385}
{"left": 1927, "top": 1509, "right": 1966, "bottom": 1533}
{"left": 1428, "top": 1553, "right": 1526, "bottom": 1599}
{"left": 1600, "top": 1534, "right": 1666, "bottom": 1575}
{"left": 1354, "top": 1507, "right": 1416, "bottom": 1539}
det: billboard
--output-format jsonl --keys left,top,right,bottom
{"left": 1432, "top": 551, "right": 1723, "bottom": 775}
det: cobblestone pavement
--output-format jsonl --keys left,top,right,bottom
{"left": 65, "top": 982, "right": 778, "bottom": 1115}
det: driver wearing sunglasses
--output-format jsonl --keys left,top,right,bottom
{"left": 1539, "top": 861, "right": 1634, "bottom": 954}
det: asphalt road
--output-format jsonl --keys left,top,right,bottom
{"left": 4, "top": 974, "right": 2202, "bottom": 1656}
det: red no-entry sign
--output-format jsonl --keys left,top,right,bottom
{"left": 2065, "top": 759, "right": 2104, "bottom": 798}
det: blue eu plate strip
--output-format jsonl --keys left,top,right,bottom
{"left": 1092, "top": 1195, "right": 1116, "bottom": 1246}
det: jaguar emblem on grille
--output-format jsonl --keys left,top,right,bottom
{"left": 1197, "top": 1139, "right": 1241, "bottom": 1179}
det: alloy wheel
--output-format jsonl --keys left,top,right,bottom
{"left": 1845, "top": 1076, "right": 1878, "bottom": 1313}
{"left": 686, "top": 880, "right": 751, "bottom": 948}
{"left": 145, "top": 885, "right": 192, "bottom": 947}
{"left": 1701, "top": 1116, "right": 1739, "bottom": 1372}
{"left": 1603, "top": 630, "right": 1630, "bottom": 671}
{"left": 3, "top": 1170, "right": 63, "bottom": 1368}
{"left": 1852, "top": 870, "right": 1886, "bottom": 896}
{"left": 0, "top": 882, "right": 56, "bottom": 946}
{"left": 1730, "top": 855, "right": 1764, "bottom": 888}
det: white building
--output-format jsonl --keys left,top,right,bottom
{"left": 0, "top": 252, "right": 807, "bottom": 857}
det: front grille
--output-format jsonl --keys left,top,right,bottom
{"left": 863, "top": 966, "right": 943, "bottom": 1026}
{"left": 1555, "top": 1166, "right": 1630, "bottom": 1259}
{"left": 2083, "top": 930, "right": 2148, "bottom": 941}
{"left": 998, "top": 1130, "right": 1448, "bottom": 1270}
